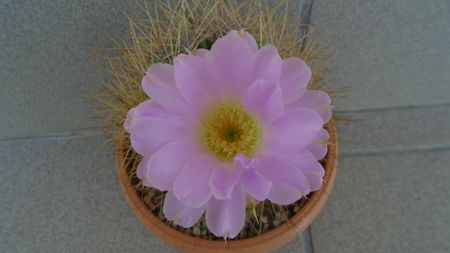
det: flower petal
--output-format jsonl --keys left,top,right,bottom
{"left": 252, "top": 45, "right": 282, "bottom": 84}
{"left": 306, "top": 128, "right": 330, "bottom": 160}
{"left": 136, "top": 157, "right": 150, "bottom": 185}
{"left": 127, "top": 116, "right": 190, "bottom": 156}
{"left": 209, "top": 163, "right": 242, "bottom": 200}
{"left": 241, "top": 170, "right": 272, "bottom": 201}
{"left": 173, "top": 155, "right": 217, "bottom": 208}
{"left": 280, "top": 58, "right": 311, "bottom": 104}
{"left": 210, "top": 30, "right": 254, "bottom": 97}
{"left": 195, "top": 48, "right": 210, "bottom": 57}
{"left": 206, "top": 185, "right": 246, "bottom": 238}
{"left": 163, "top": 191, "right": 206, "bottom": 228}
{"left": 145, "top": 141, "right": 200, "bottom": 191}
{"left": 263, "top": 108, "right": 323, "bottom": 155}
{"left": 173, "top": 54, "right": 216, "bottom": 109}
{"left": 281, "top": 150, "right": 325, "bottom": 191}
{"left": 243, "top": 79, "right": 284, "bottom": 123}
{"left": 240, "top": 31, "right": 259, "bottom": 52}
{"left": 124, "top": 100, "right": 181, "bottom": 133}
{"left": 257, "top": 156, "right": 310, "bottom": 205}
{"left": 124, "top": 107, "right": 139, "bottom": 133}
{"left": 142, "top": 63, "right": 193, "bottom": 115}
{"left": 289, "top": 90, "right": 332, "bottom": 123}
{"left": 133, "top": 99, "right": 175, "bottom": 118}
{"left": 124, "top": 100, "right": 181, "bottom": 137}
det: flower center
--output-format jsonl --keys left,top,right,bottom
{"left": 199, "top": 103, "right": 260, "bottom": 161}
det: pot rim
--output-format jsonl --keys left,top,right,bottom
{"left": 116, "top": 119, "right": 338, "bottom": 253}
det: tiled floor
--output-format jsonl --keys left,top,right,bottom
{"left": 310, "top": 0, "right": 450, "bottom": 252}
{"left": 1, "top": 0, "right": 449, "bottom": 252}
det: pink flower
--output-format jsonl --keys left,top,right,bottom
{"left": 125, "top": 30, "right": 332, "bottom": 238}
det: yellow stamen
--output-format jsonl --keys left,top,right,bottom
{"left": 199, "top": 102, "right": 260, "bottom": 161}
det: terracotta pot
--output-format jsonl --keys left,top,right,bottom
{"left": 116, "top": 120, "right": 338, "bottom": 253}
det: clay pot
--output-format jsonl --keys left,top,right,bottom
{"left": 116, "top": 120, "right": 338, "bottom": 253}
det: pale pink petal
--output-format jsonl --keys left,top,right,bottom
{"left": 243, "top": 79, "right": 284, "bottom": 123}
{"left": 143, "top": 63, "right": 174, "bottom": 94}
{"left": 234, "top": 154, "right": 272, "bottom": 201}
{"left": 145, "top": 141, "right": 200, "bottom": 191}
{"left": 133, "top": 99, "right": 174, "bottom": 118}
{"left": 209, "top": 163, "right": 242, "bottom": 200}
{"left": 240, "top": 31, "right": 258, "bottom": 52}
{"left": 210, "top": 30, "right": 254, "bottom": 97}
{"left": 234, "top": 153, "right": 261, "bottom": 170}
{"left": 124, "top": 100, "right": 183, "bottom": 131}
{"left": 124, "top": 107, "right": 139, "bottom": 132}
{"left": 289, "top": 90, "right": 332, "bottom": 123}
{"left": 281, "top": 151, "right": 325, "bottom": 191}
{"left": 257, "top": 156, "right": 310, "bottom": 205}
{"left": 173, "top": 155, "right": 217, "bottom": 208}
{"left": 267, "top": 180, "right": 304, "bottom": 205}
{"left": 306, "top": 128, "right": 330, "bottom": 160}
{"left": 128, "top": 137, "right": 154, "bottom": 157}
{"left": 241, "top": 170, "right": 272, "bottom": 201}
{"left": 206, "top": 185, "right": 246, "bottom": 238}
{"left": 280, "top": 58, "right": 311, "bottom": 104}
{"left": 262, "top": 108, "right": 323, "bottom": 155}
{"left": 128, "top": 116, "right": 190, "bottom": 156}
{"left": 252, "top": 45, "right": 282, "bottom": 84}
{"left": 142, "top": 63, "right": 193, "bottom": 115}
{"left": 124, "top": 100, "right": 181, "bottom": 134}
{"left": 195, "top": 48, "right": 210, "bottom": 57}
{"left": 136, "top": 157, "right": 150, "bottom": 185}
{"left": 173, "top": 54, "right": 216, "bottom": 108}
{"left": 163, "top": 191, "right": 206, "bottom": 228}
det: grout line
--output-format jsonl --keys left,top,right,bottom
{"left": 303, "top": 226, "right": 315, "bottom": 253}
{"left": 4, "top": 128, "right": 447, "bottom": 159}
{"left": 2, "top": 99, "right": 448, "bottom": 143}
{"left": 335, "top": 101, "right": 450, "bottom": 113}
{"left": 302, "top": 2, "right": 316, "bottom": 252}
{"left": 340, "top": 143, "right": 450, "bottom": 158}
{"left": 0, "top": 128, "right": 100, "bottom": 142}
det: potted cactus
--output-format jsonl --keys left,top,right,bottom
{"left": 93, "top": 1, "right": 338, "bottom": 252}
